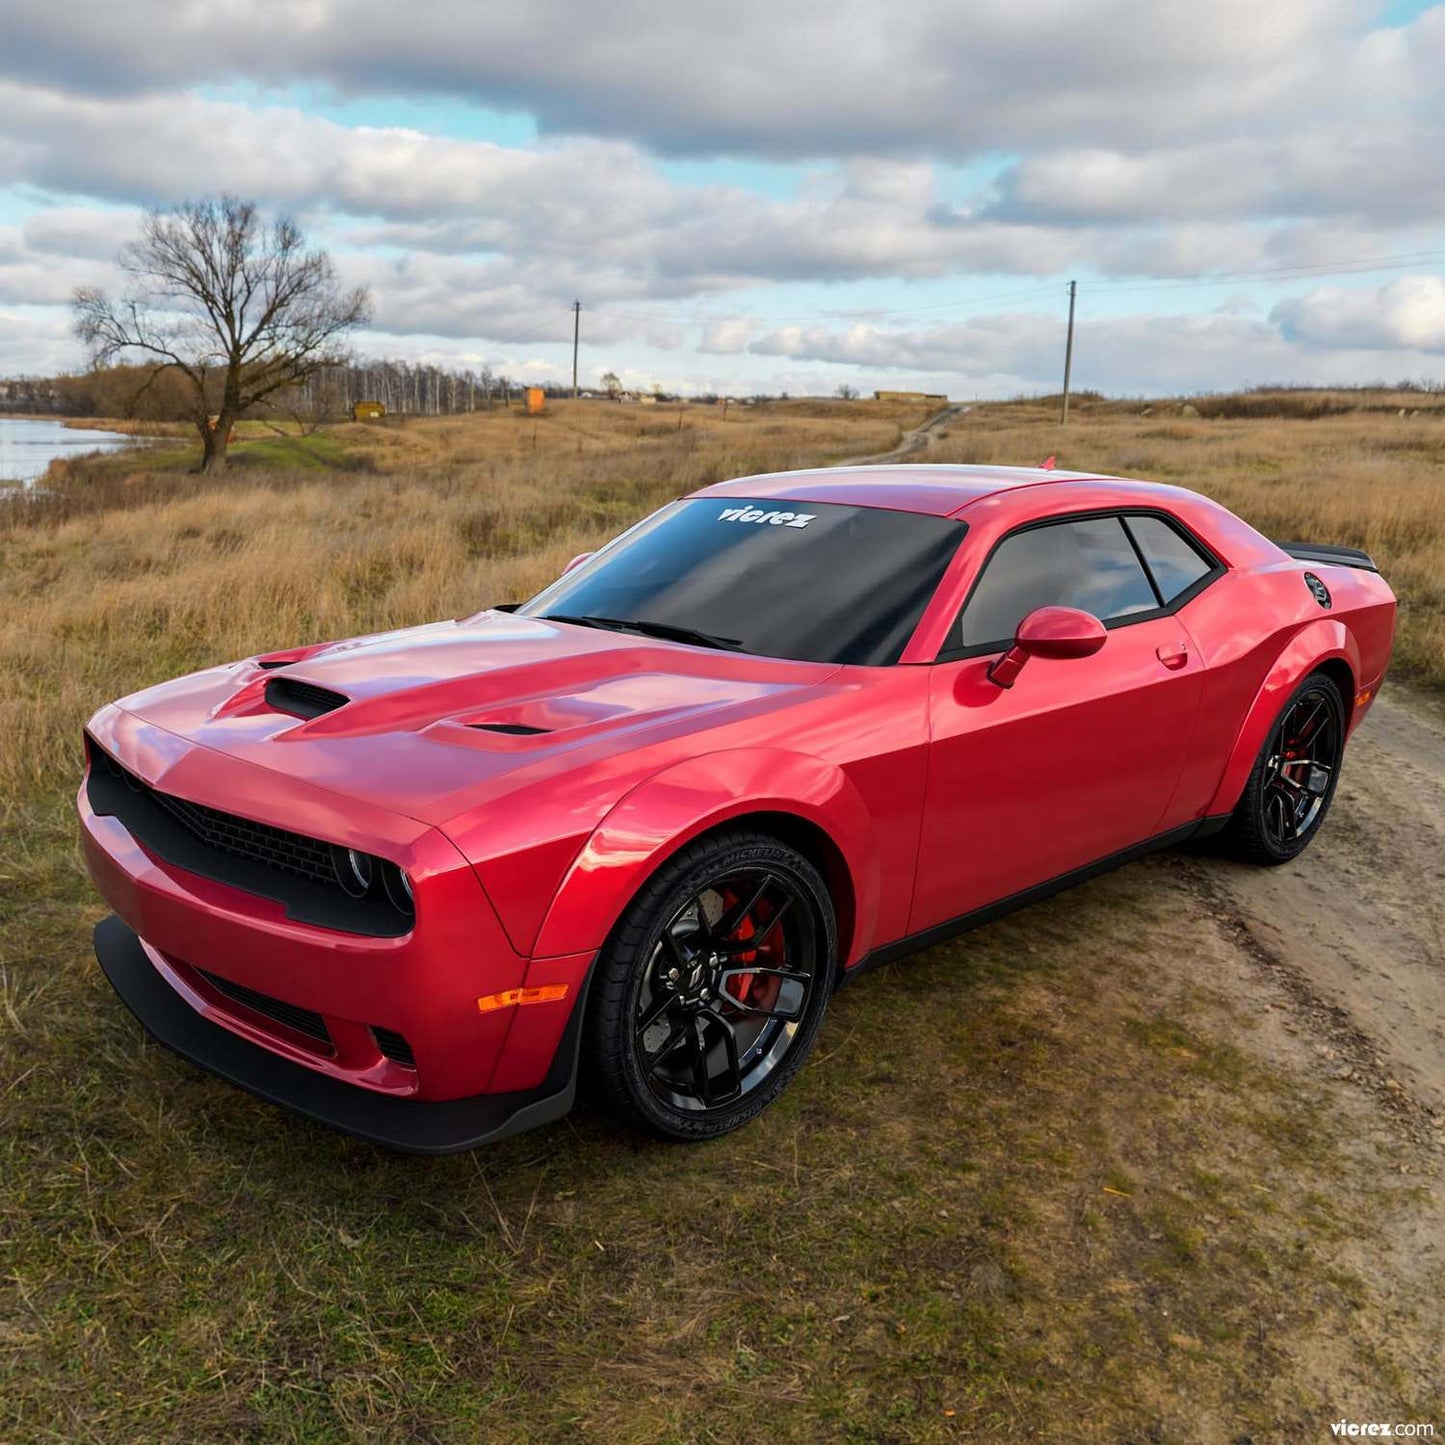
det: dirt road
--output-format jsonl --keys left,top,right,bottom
{"left": 849, "top": 403, "right": 969, "bottom": 463}
{"left": 1186, "top": 686, "right": 1445, "bottom": 1123}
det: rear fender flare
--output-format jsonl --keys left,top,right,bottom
{"left": 1205, "top": 618, "right": 1358, "bottom": 818}
{"left": 531, "top": 749, "right": 879, "bottom": 966}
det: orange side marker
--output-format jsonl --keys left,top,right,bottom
{"left": 477, "top": 983, "right": 570, "bottom": 1014}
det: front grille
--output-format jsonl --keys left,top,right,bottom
{"left": 265, "top": 677, "right": 349, "bottom": 720}
{"left": 85, "top": 738, "right": 413, "bottom": 938}
{"left": 148, "top": 785, "right": 338, "bottom": 886}
{"left": 372, "top": 1027, "right": 416, "bottom": 1068}
{"left": 98, "top": 751, "right": 341, "bottom": 884}
{"left": 197, "top": 969, "right": 332, "bottom": 1045}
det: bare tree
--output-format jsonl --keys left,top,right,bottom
{"left": 73, "top": 197, "right": 371, "bottom": 471}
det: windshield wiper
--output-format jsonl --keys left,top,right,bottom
{"left": 544, "top": 614, "right": 745, "bottom": 652}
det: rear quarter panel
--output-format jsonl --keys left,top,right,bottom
{"left": 1176, "top": 560, "right": 1395, "bottom": 818}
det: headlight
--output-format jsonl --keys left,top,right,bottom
{"left": 381, "top": 861, "right": 413, "bottom": 913}
{"left": 330, "top": 846, "right": 414, "bottom": 920}
{"left": 333, "top": 846, "right": 374, "bottom": 897}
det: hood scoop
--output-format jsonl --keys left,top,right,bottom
{"left": 468, "top": 722, "right": 551, "bottom": 736}
{"left": 265, "top": 676, "right": 350, "bottom": 720}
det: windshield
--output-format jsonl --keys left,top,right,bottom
{"left": 518, "top": 497, "right": 966, "bottom": 665}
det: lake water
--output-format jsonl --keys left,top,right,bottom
{"left": 0, "top": 417, "right": 140, "bottom": 484}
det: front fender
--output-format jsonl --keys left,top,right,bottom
{"left": 1204, "top": 618, "right": 1358, "bottom": 818}
{"left": 531, "top": 748, "right": 880, "bottom": 966}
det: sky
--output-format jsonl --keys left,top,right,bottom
{"left": 4, "top": 0, "right": 1445, "bottom": 399}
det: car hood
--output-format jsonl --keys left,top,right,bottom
{"left": 110, "top": 610, "right": 839, "bottom": 825}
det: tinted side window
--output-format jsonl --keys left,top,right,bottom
{"left": 1124, "top": 515, "right": 1213, "bottom": 602}
{"left": 960, "top": 516, "right": 1158, "bottom": 649}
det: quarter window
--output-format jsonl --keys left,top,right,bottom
{"left": 1123, "top": 515, "right": 1214, "bottom": 602}
{"left": 959, "top": 516, "right": 1158, "bottom": 650}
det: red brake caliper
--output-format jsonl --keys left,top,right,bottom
{"left": 721, "top": 892, "right": 783, "bottom": 1015}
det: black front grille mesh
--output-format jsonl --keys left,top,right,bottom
{"left": 142, "top": 775, "right": 338, "bottom": 885}
{"left": 85, "top": 738, "right": 414, "bottom": 937}
{"left": 197, "top": 969, "right": 332, "bottom": 1045}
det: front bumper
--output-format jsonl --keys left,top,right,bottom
{"left": 95, "top": 915, "right": 587, "bottom": 1153}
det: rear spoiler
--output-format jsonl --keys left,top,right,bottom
{"left": 1274, "top": 540, "right": 1378, "bottom": 574}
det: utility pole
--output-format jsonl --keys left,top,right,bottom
{"left": 571, "top": 299, "right": 581, "bottom": 399}
{"left": 1060, "top": 279, "right": 1077, "bottom": 425}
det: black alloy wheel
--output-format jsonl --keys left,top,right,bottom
{"left": 1225, "top": 672, "right": 1346, "bottom": 865}
{"left": 586, "top": 831, "right": 835, "bottom": 1140}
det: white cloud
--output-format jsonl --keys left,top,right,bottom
{"left": 1273, "top": 275, "right": 1445, "bottom": 352}
{"left": 5, "top": 2, "right": 1445, "bottom": 393}
{"left": 0, "top": 0, "right": 1366, "bottom": 159}
{"left": 746, "top": 302, "right": 1445, "bottom": 394}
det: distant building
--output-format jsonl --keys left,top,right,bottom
{"left": 352, "top": 400, "right": 385, "bottom": 421}
{"left": 874, "top": 390, "right": 949, "bottom": 404}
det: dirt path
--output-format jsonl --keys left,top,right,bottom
{"left": 1185, "top": 686, "right": 1445, "bottom": 1125}
{"left": 848, "top": 403, "right": 969, "bottom": 463}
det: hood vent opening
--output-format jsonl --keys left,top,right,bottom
{"left": 255, "top": 657, "right": 296, "bottom": 671}
{"left": 467, "top": 721, "right": 551, "bottom": 736}
{"left": 265, "top": 676, "right": 350, "bottom": 720}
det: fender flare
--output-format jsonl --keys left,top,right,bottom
{"left": 531, "top": 748, "right": 880, "bottom": 967}
{"left": 1204, "top": 618, "right": 1359, "bottom": 818}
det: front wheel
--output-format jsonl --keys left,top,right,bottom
{"left": 585, "top": 830, "right": 836, "bottom": 1141}
{"left": 1223, "top": 671, "right": 1346, "bottom": 865}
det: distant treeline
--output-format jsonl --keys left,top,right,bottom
{"left": 0, "top": 360, "right": 634, "bottom": 421}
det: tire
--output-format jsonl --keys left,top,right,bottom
{"left": 1223, "top": 671, "right": 1346, "bottom": 866}
{"left": 585, "top": 829, "right": 836, "bottom": 1141}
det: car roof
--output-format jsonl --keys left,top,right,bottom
{"left": 693, "top": 464, "right": 1117, "bottom": 518}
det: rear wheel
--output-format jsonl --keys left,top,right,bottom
{"left": 585, "top": 830, "right": 835, "bottom": 1141}
{"left": 1224, "top": 672, "right": 1346, "bottom": 865}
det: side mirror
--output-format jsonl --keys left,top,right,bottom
{"left": 987, "top": 605, "right": 1106, "bottom": 689}
{"left": 562, "top": 551, "right": 594, "bottom": 575}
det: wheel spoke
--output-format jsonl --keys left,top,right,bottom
{"left": 637, "top": 988, "right": 678, "bottom": 1037}
{"left": 645, "top": 1018, "right": 692, "bottom": 1073}
{"left": 717, "top": 873, "right": 774, "bottom": 940}
{"left": 716, "top": 896, "right": 795, "bottom": 957}
{"left": 1272, "top": 770, "right": 1306, "bottom": 797}
{"left": 688, "top": 1017, "right": 713, "bottom": 1103}
{"left": 718, "top": 967, "right": 809, "bottom": 1019}
{"left": 1288, "top": 698, "right": 1326, "bottom": 746}
{"left": 699, "top": 1009, "right": 743, "bottom": 1101}
{"left": 1271, "top": 789, "right": 1294, "bottom": 841}
{"left": 661, "top": 928, "right": 693, "bottom": 971}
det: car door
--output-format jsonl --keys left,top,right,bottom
{"left": 910, "top": 511, "right": 1210, "bottom": 934}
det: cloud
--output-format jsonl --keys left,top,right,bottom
{"left": 5, "top": 2, "right": 1445, "bottom": 393}
{"left": 0, "top": 0, "right": 1367, "bottom": 160}
{"left": 745, "top": 302, "right": 1445, "bottom": 394}
{"left": 1273, "top": 275, "right": 1445, "bottom": 352}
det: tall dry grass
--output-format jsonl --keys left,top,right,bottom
{"left": 930, "top": 398, "right": 1445, "bottom": 691}
{"left": 5, "top": 392, "right": 1443, "bottom": 813}
{"left": 0, "top": 399, "right": 922, "bottom": 807}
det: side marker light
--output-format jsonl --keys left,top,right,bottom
{"left": 477, "top": 984, "right": 570, "bottom": 1014}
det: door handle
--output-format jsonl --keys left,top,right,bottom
{"left": 1156, "top": 641, "right": 1189, "bottom": 670}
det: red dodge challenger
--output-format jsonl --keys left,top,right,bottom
{"left": 81, "top": 464, "right": 1396, "bottom": 1151}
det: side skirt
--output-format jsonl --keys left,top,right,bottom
{"left": 839, "top": 814, "right": 1231, "bottom": 986}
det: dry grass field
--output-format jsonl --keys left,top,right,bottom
{"left": 3, "top": 395, "right": 1442, "bottom": 1441}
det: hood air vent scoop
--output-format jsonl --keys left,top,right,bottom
{"left": 467, "top": 722, "right": 551, "bottom": 736}
{"left": 265, "top": 677, "right": 350, "bottom": 720}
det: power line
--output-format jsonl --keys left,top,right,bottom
{"left": 1087, "top": 247, "right": 1445, "bottom": 294}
